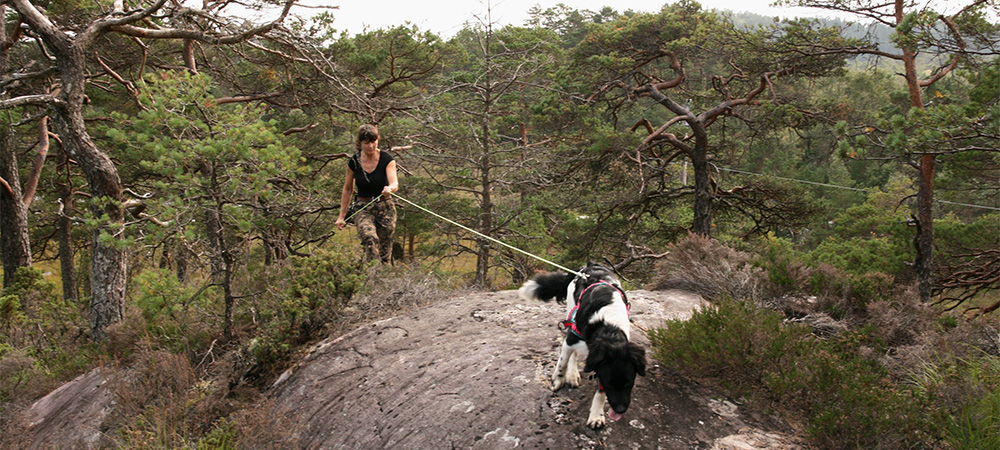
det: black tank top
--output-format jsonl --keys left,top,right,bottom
{"left": 348, "top": 151, "right": 394, "bottom": 197}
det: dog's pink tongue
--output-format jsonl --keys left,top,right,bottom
{"left": 608, "top": 410, "right": 623, "bottom": 421}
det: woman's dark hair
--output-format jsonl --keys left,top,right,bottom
{"left": 355, "top": 124, "right": 379, "bottom": 151}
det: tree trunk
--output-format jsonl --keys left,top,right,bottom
{"left": 914, "top": 155, "right": 935, "bottom": 301}
{"left": 58, "top": 164, "right": 78, "bottom": 302}
{"left": 475, "top": 121, "right": 493, "bottom": 287}
{"left": 209, "top": 209, "right": 236, "bottom": 343}
{"left": 7, "top": 0, "right": 127, "bottom": 338}
{"left": 53, "top": 49, "right": 126, "bottom": 341}
{"left": 202, "top": 161, "right": 235, "bottom": 341}
{"left": 205, "top": 206, "right": 235, "bottom": 341}
{"left": 0, "top": 8, "right": 32, "bottom": 288}
{"left": 55, "top": 120, "right": 77, "bottom": 302}
{"left": 690, "top": 124, "right": 713, "bottom": 237}
{"left": 899, "top": 0, "right": 934, "bottom": 302}
{"left": 0, "top": 126, "right": 32, "bottom": 288}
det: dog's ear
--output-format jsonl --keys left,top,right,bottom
{"left": 629, "top": 343, "right": 647, "bottom": 377}
{"left": 584, "top": 340, "right": 607, "bottom": 373}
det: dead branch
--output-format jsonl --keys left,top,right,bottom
{"left": 0, "top": 175, "right": 14, "bottom": 198}
{"left": 56, "top": 198, "right": 85, "bottom": 223}
{"left": 21, "top": 116, "right": 48, "bottom": 206}
{"left": 282, "top": 122, "right": 317, "bottom": 135}
{"left": 94, "top": 52, "right": 144, "bottom": 109}
{"left": 215, "top": 92, "right": 281, "bottom": 105}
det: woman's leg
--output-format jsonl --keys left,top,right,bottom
{"left": 354, "top": 209, "right": 381, "bottom": 262}
{"left": 372, "top": 199, "right": 397, "bottom": 264}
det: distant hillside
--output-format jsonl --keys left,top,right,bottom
{"left": 728, "top": 11, "right": 963, "bottom": 69}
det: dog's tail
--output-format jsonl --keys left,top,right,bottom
{"left": 518, "top": 271, "right": 577, "bottom": 302}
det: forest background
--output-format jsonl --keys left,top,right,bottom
{"left": 0, "top": 0, "right": 998, "bottom": 448}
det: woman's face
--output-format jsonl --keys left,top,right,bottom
{"left": 360, "top": 138, "right": 379, "bottom": 153}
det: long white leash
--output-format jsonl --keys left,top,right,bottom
{"left": 391, "top": 193, "right": 586, "bottom": 278}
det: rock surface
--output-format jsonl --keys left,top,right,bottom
{"left": 270, "top": 289, "right": 801, "bottom": 449}
{"left": 22, "top": 368, "right": 115, "bottom": 450}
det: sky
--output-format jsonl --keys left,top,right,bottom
{"left": 278, "top": 0, "right": 856, "bottom": 37}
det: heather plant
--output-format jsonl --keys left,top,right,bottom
{"left": 1, "top": 268, "right": 96, "bottom": 448}
{"left": 754, "top": 233, "right": 805, "bottom": 294}
{"left": 647, "top": 233, "right": 768, "bottom": 303}
{"left": 650, "top": 299, "right": 938, "bottom": 449}
{"left": 649, "top": 298, "right": 812, "bottom": 394}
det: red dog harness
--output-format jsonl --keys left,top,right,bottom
{"left": 561, "top": 280, "right": 629, "bottom": 338}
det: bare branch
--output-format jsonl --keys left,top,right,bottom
{"left": 282, "top": 122, "right": 317, "bottom": 136}
{"left": 94, "top": 52, "right": 144, "bottom": 109}
{"left": 0, "top": 175, "right": 14, "bottom": 198}
{"left": 21, "top": 116, "right": 48, "bottom": 206}
{"left": 919, "top": 14, "right": 966, "bottom": 87}
{"left": 215, "top": 92, "right": 281, "bottom": 105}
{"left": 108, "top": 0, "right": 296, "bottom": 46}
{"left": 0, "top": 93, "right": 60, "bottom": 109}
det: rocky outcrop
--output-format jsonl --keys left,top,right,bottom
{"left": 270, "top": 289, "right": 801, "bottom": 449}
{"left": 20, "top": 289, "right": 805, "bottom": 449}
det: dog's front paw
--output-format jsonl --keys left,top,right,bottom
{"left": 551, "top": 375, "right": 564, "bottom": 391}
{"left": 564, "top": 367, "right": 581, "bottom": 388}
{"left": 586, "top": 412, "right": 606, "bottom": 429}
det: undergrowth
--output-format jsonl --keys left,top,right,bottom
{"left": 648, "top": 234, "right": 1000, "bottom": 450}
{"left": 2, "top": 247, "right": 452, "bottom": 449}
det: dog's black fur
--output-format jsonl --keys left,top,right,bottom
{"left": 519, "top": 262, "right": 646, "bottom": 429}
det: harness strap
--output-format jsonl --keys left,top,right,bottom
{"left": 561, "top": 304, "right": 583, "bottom": 338}
{"left": 560, "top": 280, "right": 630, "bottom": 339}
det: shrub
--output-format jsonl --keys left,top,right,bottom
{"left": 649, "top": 299, "right": 937, "bottom": 449}
{"left": 809, "top": 235, "right": 906, "bottom": 281}
{"left": 848, "top": 272, "right": 895, "bottom": 307}
{"left": 249, "top": 248, "right": 368, "bottom": 371}
{"left": 649, "top": 299, "right": 811, "bottom": 395}
{"left": 0, "top": 268, "right": 93, "bottom": 399}
{"left": 130, "top": 268, "right": 216, "bottom": 357}
{"left": 108, "top": 350, "right": 197, "bottom": 448}
{"left": 767, "top": 331, "right": 935, "bottom": 449}
{"left": 648, "top": 233, "right": 768, "bottom": 303}
{"left": 755, "top": 233, "right": 802, "bottom": 293}
{"left": 194, "top": 400, "right": 298, "bottom": 450}
{"left": 913, "top": 353, "right": 1000, "bottom": 450}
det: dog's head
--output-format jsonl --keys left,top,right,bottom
{"left": 584, "top": 339, "right": 646, "bottom": 417}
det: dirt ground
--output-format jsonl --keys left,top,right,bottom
{"left": 269, "top": 289, "right": 804, "bottom": 449}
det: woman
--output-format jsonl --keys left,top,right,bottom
{"left": 335, "top": 124, "right": 399, "bottom": 264}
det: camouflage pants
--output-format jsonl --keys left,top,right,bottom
{"left": 354, "top": 197, "right": 396, "bottom": 264}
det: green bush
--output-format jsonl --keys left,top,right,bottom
{"left": 915, "top": 353, "right": 1000, "bottom": 450}
{"left": 131, "top": 268, "right": 215, "bottom": 357}
{"left": 809, "top": 235, "right": 904, "bottom": 280}
{"left": 0, "top": 267, "right": 92, "bottom": 380}
{"left": 649, "top": 299, "right": 937, "bottom": 449}
{"left": 847, "top": 271, "right": 895, "bottom": 306}
{"left": 250, "top": 248, "right": 367, "bottom": 369}
{"left": 766, "top": 330, "right": 935, "bottom": 449}
{"left": 756, "top": 234, "right": 800, "bottom": 292}
{"left": 649, "top": 299, "right": 812, "bottom": 396}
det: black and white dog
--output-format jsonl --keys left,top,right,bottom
{"left": 519, "top": 262, "right": 646, "bottom": 429}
